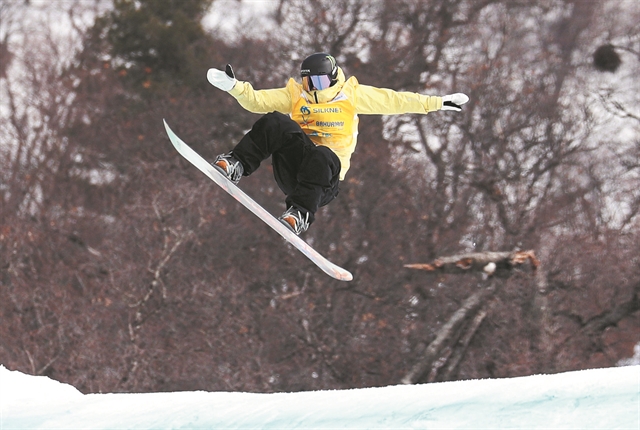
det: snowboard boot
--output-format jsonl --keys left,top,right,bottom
{"left": 212, "top": 152, "right": 244, "bottom": 185}
{"left": 278, "top": 207, "right": 310, "bottom": 235}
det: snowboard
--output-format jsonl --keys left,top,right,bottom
{"left": 163, "top": 120, "right": 353, "bottom": 281}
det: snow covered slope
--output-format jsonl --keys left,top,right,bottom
{"left": 1, "top": 365, "right": 638, "bottom": 429}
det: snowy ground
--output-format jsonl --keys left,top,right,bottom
{"left": 1, "top": 365, "right": 638, "bottom": 429}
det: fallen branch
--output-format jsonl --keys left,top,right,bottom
{"left": 404, "top": 250, "right": 539, "bottom": 277}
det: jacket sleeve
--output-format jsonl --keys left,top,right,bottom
{"left": 227, "top": 81, "right": 292, "bottom": 114}
{"left": 354, "top": 83, "right": 442, "bottom": 115}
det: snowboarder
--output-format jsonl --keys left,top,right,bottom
{"left": 206, "top": 53, "right": 469, "bottom": 235}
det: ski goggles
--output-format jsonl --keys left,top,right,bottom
{"left": 302, "top": 74, "right": 334, "bottom": 92}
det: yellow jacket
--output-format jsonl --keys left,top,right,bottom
{"left": 228, "top": 67, "right": 443, "bottom": 179}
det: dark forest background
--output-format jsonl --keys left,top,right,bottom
{"left": 1, "top": 0, "right": 638, "bottom": 393}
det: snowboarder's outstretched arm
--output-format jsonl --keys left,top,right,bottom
{"left": 353, "top": 80, "right": 469, "bottom": 115}
{"left": 207, "top": 65, "right": 291, "bottom": 115}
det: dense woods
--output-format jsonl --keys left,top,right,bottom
{"left": 1, "top": 0, "right": 638, "bottom": 393}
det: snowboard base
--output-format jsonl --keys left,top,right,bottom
{"left": 163, "top": 120, "right": 353, "bottom": 281}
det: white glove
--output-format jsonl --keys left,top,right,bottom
{"left": 441, "top": 93, "right": 469, "bottom": 111}
{"left": 207, "top": 64, "right": 237, "bottom": 91}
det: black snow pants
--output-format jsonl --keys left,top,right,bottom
{"left": 231, "top": 112, "right": 341, "bottom": 224}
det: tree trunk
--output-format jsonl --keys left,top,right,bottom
{"left": 402, "top": 280, "right": 496, "bottom": 384}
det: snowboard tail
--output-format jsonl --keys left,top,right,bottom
{"left": 163, "top": 120, "right": 353, "bottom": 281}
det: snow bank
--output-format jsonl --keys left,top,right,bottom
{"left": 1, "top": 365, "right": 638, "bottom": 429}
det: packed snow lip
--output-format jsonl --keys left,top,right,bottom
{"left": 1, "top": 365, "right": 638, "bottom": 429}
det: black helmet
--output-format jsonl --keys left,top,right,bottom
{"left": 301, "top": 53, "right": 338, "bottom": 77}
{"left": 300, "top": 53, "right": 338, "bottom": 91}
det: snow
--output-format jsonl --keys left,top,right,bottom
{"left": 1, "top": 365, "right": 638, "bottom": 429}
